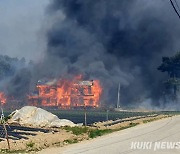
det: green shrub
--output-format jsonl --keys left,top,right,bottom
{"left": 117, "top": 122, "right": 139, "bottom": 131}
{"left": 0, "top": 149, "right": 26, "bottom": 153}
{"left": 129, "top": 122, "right": 138, "bottom": 127}
{"left": 88, "top": 129, "right": 113, "bottom": 138}
{"left": 26, "top": 141, "right": 35, "bottom": 148}
{"left": 143, "top": 119, "right": 155, "bottom": 123}
{"left": 63, "top": 126, "right": 89, "bottom": 135}
{"left": 64, "top": 139, "right": 78, "bottom": 144}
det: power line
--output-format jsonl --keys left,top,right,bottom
{"left": 170, "top": 0, "right": 180, "bottom": 18}
{"left": 174, "top": 0, "right": 180, "bottom": 12}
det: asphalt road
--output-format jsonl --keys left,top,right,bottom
{"left": 39, "top": 115, "right": 180, "bottom": 154}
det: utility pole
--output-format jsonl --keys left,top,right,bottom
{"left": 84, "top": 105, "right": 87, "bottom": 126}
{"left": 106, "top": 109, "right": 109, "bottom": 121}
{"left": 117, "top": 83, "right": 121, "bottom": 108}
{"left": 1, "top": 108, "right": 10, "bottom": 150}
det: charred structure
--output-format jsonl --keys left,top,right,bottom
{"left": 28, "top": 76, "right": 102, "bottom": 109}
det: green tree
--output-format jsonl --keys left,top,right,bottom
{"left": 158, "top": 52, "right": 180, "bottom": 77}
{"left": 158, "top": 52, "right": 180, "bottom": 97}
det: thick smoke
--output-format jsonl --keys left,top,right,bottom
{"left": 38, "top": 0, "right": 180, "bottom": 107}
{"left": 0, "top": 55, "right": 31, "bottom": 100}
{"left": 2, "top": 0, "right": 180, "bottom": 109}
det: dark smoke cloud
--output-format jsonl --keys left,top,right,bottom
{"left": 42, "top": 0, "right": 180, "bottom": 107}
{"left": 6, "top": 68, "right": 31, "bottom": 99}
{"left": 0, "top": 55, "right": 32, "bottom": 100}
{"left": 2, "top": 0, "right": 179, "bottom": 108}
{"left": 36, "top": 0, "right": 180, "bottom": 107}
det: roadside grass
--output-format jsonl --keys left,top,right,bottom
{"left": 63, "top": 138, "right": 78, "bottom": 144}
{"left": 88, "top": 129, "right": 113, "bottom": 138}
{"left": 88, "top": 122, "right": 139, "bottom": 138}
{"left": 62, "top": 122, "right": 139, "bottom": 139}
{"left": 117, "top": 122, "right": 139, "bottom": 131}
{"left": 26, "top": 141, "right": 35, "bottom": 148}
{"left": 0, "top": 141, "right": 37, "bottom": 153}
{"left": 0, "top": 149, "right": 26, "bottom": 153}
{"left": 142, "top": 115, "right": 170, "bottom": 124}
{"left": 63, "top": 126, "right": 89, "bottom": 135}
{"left": 26, "top": 141, "right": 38, "bottom": 152}
{"left": 143, "top": 118, "right": 156, "bottom": 123}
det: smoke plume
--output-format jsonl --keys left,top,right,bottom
{"left": 2, "top": 0, "right": 180, "bottom": 109}
{"left": 35, "top": 0, "right": 180, "bottom": 107}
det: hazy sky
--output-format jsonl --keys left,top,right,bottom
{"left": 0, "top": 0, "right": 49, "bottom": 61}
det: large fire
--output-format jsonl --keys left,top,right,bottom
{"left": 0, "top": 92, "right": 7, "bottom": 106}
{"left": 28, "top": 75, "right": 102, "bottom": 108}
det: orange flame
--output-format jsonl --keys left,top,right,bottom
{"left": 28, "top": 75, "right": 102, "bottom": 108}
{"left": 0, "top": 92, "right": 7, "bottom": 105}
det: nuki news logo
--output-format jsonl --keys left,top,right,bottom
{"left": 131, "top": 141, "right": 180, "bottom": 151}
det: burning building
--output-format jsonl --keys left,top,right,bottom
{"left": 28, "top": 76, "right": 102, "bottom": 109}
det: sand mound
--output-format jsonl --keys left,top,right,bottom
{"left": 9, "top": 106, "right": 75, "bottom": 127}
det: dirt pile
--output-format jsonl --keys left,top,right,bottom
{"left": 8, "top": 106, "right": 75, "bottom": 128}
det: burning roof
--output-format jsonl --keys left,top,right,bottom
{"left": 28, "top": 75, "right": 102, "bottom": 108}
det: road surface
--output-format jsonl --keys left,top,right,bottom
{"left": 39, "top": 115, "right": 180, "bottom": 154}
